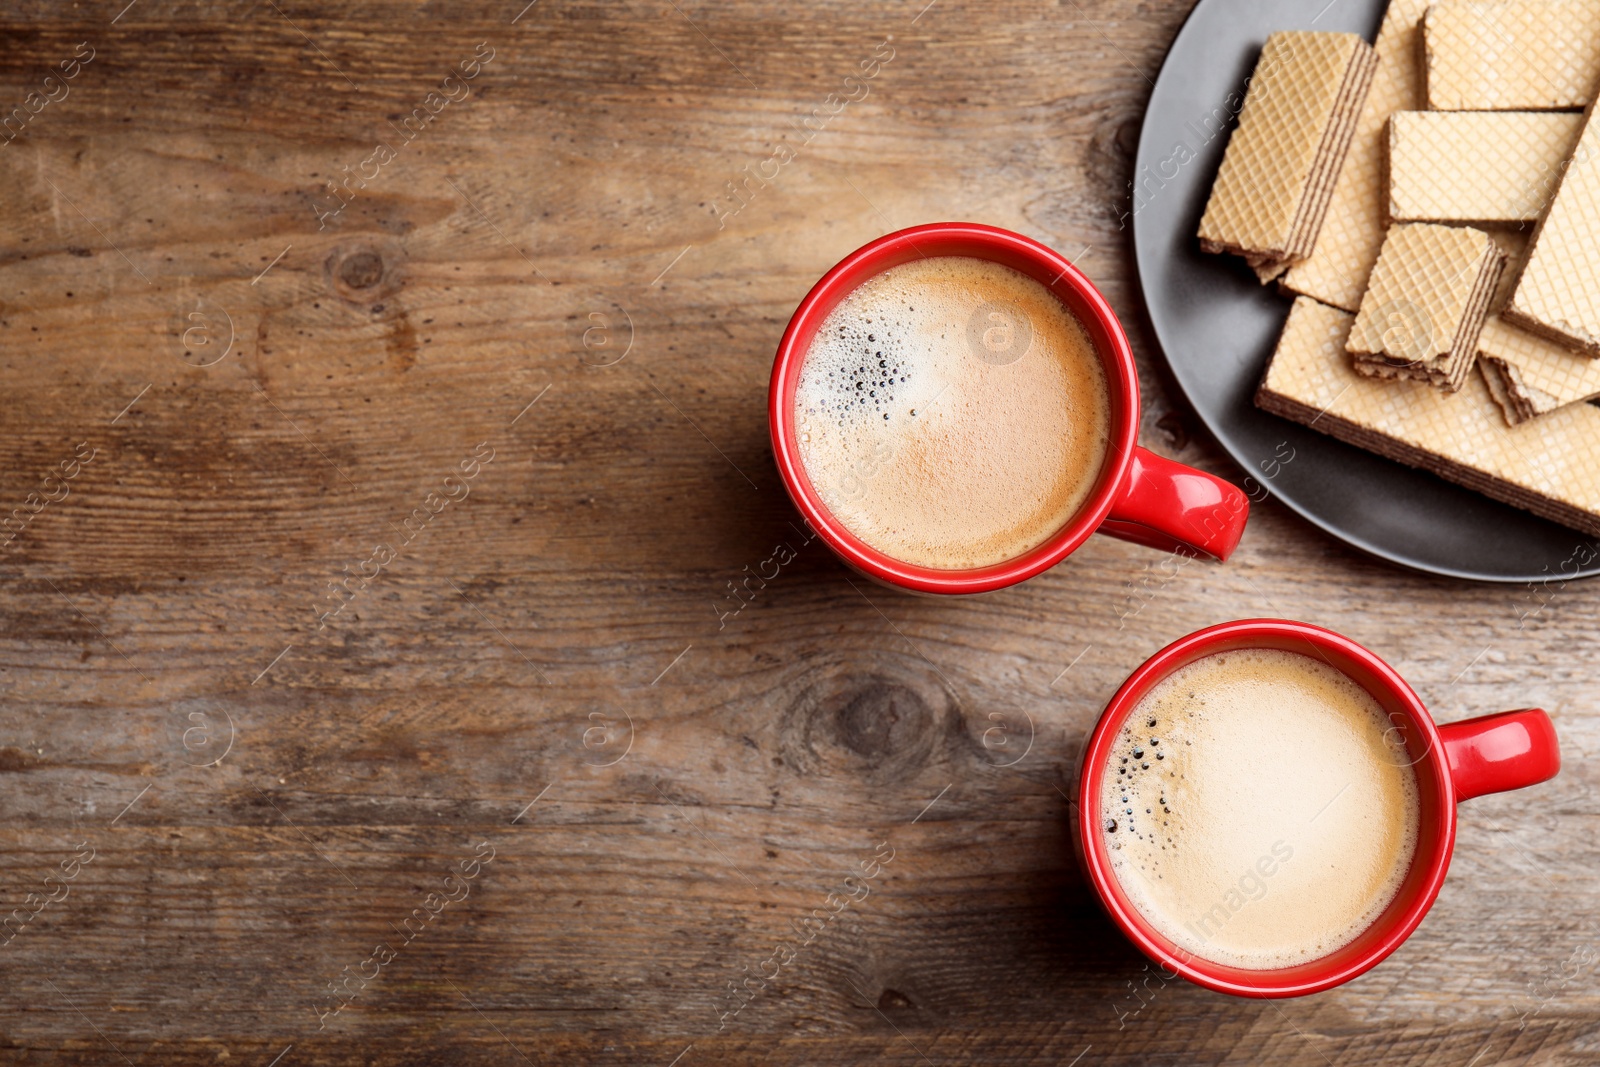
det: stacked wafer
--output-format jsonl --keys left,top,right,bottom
{"left": 1196, "top": 0, "right": 1600, "bottom": 537}
{"left": 1258, "top": 297, "right": 1600, "bottom": 536}
{"left": 1198, "top": 31, "right": 1378, "bottom": 281}
{"left": 1345, "top": 222, "right": 1503, "bottom": 391}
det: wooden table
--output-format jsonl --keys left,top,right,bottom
{"left": 2, "top": 2, "right": 1594, "bottom": 1063}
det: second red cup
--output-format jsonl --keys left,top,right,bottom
{"left": 1075, "top": 619, "right": 1561, "bottom": 997}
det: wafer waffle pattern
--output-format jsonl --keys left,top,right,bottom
{"left": 1479, "top": 316, "right": 1600, "bottom": 419}
{"left": 1259, "top": 296, "right": 1600, "bottom": 535}
{"left": 1388, "top": 110, "right": 1583, "bottom": 223}
{"left": 1199, "top": 32, "right": 1377, "bottom": 280}
{"left": 1280, "top": 0, "right": 1432, "bottom": 311}
{"left": 1507, "top": 102, "right": 1600, "bottom": 352}
{"left": 1347, "top": 223, "right": 1503, "bottom": 390}
{"left": 1476, "top": 232, "right": 1600, "bottom": 423}
{"left": 1423, "top": 0, "right": 1600, "bottom": 111}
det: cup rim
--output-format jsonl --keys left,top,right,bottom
{"left": 767, "top": 222, "right": 1141, "bottom": 594}
{"left": 1075, "top": 619, "right": 1459, "bottom": 998}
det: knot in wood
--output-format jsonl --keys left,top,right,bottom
{"left": 833, "top": 683, "right": 928, "bottom": 760}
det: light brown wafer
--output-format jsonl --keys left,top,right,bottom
{"left": 1479, "top": 319, "right": 1600, "bottom": 421}
{"left": 1258, "top": 296, "right": 1600, "bottom": 536}
{"left": 1474, "top": 231, "right": 1600, "bottom": 423}
{"left": 1506, "top": 99, "right": 1600, "bottom": 353}
{"left": 1423, "top": 0, "right": 1600, "bottom": 111}
{"left": 1346, "top": 223, "right": 1504, "bottom": 391}
{"left": 1388, "top": 111, "right": 1583, "bottom": 224}
{"left": 1480, "top": 345, "right": 1569, "bottom": 421}
{"left": 1199, "top": 31, "right": 1378, "bottom": 281}
{"left": 1281, "top": 0, "right": 1432, "bottom": 312}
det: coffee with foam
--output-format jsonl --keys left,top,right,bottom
{"left": 1100, "top": 648, "right": 1421, "bottom": 971}
{"left": 793, "top": 257, "right": 1112, "bottom": 570}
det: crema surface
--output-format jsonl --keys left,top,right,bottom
{"left": 1100, "top": 648, "right": 1421, "bottom": 970}
{"left": 794, "top": 257, "right": 1111, "bottom": 570}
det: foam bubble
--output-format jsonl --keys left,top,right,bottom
{"left": 1100, "top": 648, "right": 1422, "bottom": 971}
{"left": 794, "top": 257, "right": 1111, "bottom": 570}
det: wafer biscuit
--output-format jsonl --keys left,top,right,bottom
{"left": 1478, "top": 343, "right": 1580, "bottom": 422}
{"left": 1258, "top": 296, "right": 1600, "bottom": 536}
{"left": 1346, "top": 223, "right": 1504, "bottom": 390}
{"left": 1473, "top": 232, "right": 1600, "bottom": 423}
{"left": 1281, "top": 0, "right": 1432, "bottom": 311}
{"left": 1423, "top": 0, "right": 1600, "bottom": 111}
{"left": 1388, "top": 111, "right": 1583, "bottom": 224}
{"left": 1479, "top": 310, "right": 1600, "bottom": 422}
{"left": 1199, "top": 31, "right": 1378, "bottom": 281}
{"left": 1506, "top": 101, "right": 1600, "bottom": 353}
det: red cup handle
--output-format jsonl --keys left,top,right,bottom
{"left": 1097, "top": 446, "right": 1250, "bottom": 561}
{"left": 1441, "top": 709, "right": 1561, "bottom": 803}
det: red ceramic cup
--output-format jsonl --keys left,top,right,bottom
{"left": 768, "top": 223, "right": 1250, "bottom": 595}
{"left": 1075, "top": 619, "right": 1562, "bottom": 998}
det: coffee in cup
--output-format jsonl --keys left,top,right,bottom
{"left": 1100, "top": 646, "right": 1421, "bottom": 970}
{"left": 770, "top": 224, "right": 1252, "bottom": 594}
{"left": 792, "top": 256, "right": 1112, "bottom": 570}
{"left": 1078, "top": 619, "right": 1560, "bottom": 996}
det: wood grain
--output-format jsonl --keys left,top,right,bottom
{"left": 2, "top": 2, "right": 1599, "bottom": 1064}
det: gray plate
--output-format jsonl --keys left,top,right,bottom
{"left": 1131, "top": 0, "right": 1600, "bottom": 582}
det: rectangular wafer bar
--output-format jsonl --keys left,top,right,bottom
{"left": 1258, "top": 296, "right": 1600, "bottom": 536}
{"left": 1506, "top": 100, "right": 1600, "bottom": 353}
{"left": 1388, "top": 111, "right": 1584, "bottom": 225}
{"left": 1281, "top": 0, "right": 1432, "bottom": 311}
{"left": 1475, "top": 231, "right": 1600, "bottom": 423}
{"left": 1423, "top": 0, "right": 1600, "bottom": 111}
{"left": 1346, "top": 223, "right": 1504, "bottom": 391}
{"left": 1198, "top": 31, "right": 1378, "bottom": 282}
